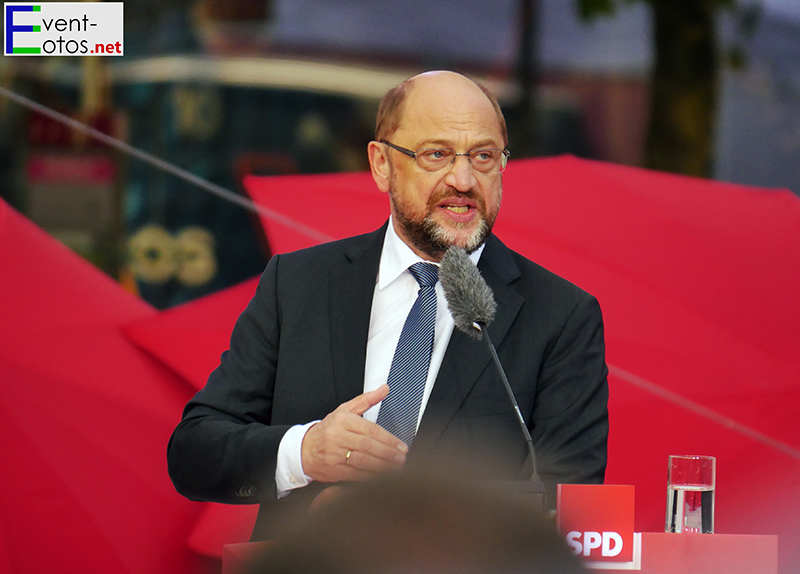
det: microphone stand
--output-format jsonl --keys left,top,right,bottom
{"left": 476, "top": 322, "right": 541, "bottom": 484}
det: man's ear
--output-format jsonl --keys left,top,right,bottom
{"left": 368, "top": 141, "right": 391, "bottom": 193}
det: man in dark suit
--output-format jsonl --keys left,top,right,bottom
{"left": 167, "top": 71, "right": 608, "bottom": 539}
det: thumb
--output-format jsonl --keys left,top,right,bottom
{"left": 340, "top": 384, "right": 389, "bottom": 416}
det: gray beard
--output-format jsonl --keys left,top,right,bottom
{"left": 393, "top": 202, "right": 491, "bottom": 261}
{"left": 421, "top": 215, "right": 489, "bottom": 255}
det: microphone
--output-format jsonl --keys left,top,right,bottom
{"left": 440, "top": 246, "right": 541, "bottom": 484}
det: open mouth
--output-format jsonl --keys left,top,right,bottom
{"left": 443, "top": 205, "right": 470, "bottom": 214}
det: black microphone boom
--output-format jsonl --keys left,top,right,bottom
{"left": 439, "top": 246, "right": 541, "bottom": 484}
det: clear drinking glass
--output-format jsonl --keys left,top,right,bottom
{"left": 665, "top": 455, "right": 715, "bottom": 533}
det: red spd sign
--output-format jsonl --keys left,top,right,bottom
{"left": 557, "top": 484, "right": 635, "bottom": 564}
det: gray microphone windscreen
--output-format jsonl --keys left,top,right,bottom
{"left": 439, "top": 246, "right": 497, "bottom": 338}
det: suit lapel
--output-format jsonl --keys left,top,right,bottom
{"left": 328, "top": 224, "right": 387, "bottom": 404}
{"left": 412, "top": 235, "right": 525, "bottom": 458}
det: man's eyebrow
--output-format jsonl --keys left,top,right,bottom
{"left": 418, "top": 138, "right": 501, "bottom": 149}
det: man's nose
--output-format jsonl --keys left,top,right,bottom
{"left": 444, "top": 155, "right": 477, "bottom": 192}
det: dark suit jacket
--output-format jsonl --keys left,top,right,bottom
{"left": 167, "top": 223, "right": 609, "bottom": 538}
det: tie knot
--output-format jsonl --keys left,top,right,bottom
{"left": 408, "top": 262, "right": 439, "bottom": 288}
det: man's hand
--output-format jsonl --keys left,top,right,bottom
{"left": 301, "top": 384, "right": 408, "bottom": 483}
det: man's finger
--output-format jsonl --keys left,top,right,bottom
{"left": 332, "top": 411, "right": 408, "bottom": 455}
{"left": 345, "top": 448, "right": 406, "bottom": 474}
{"left": 340, "top": 384, "right": 389, "bottom": 416}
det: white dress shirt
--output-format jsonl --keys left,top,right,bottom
{"left": 275, "top": 220, "right": 483, "bottom": 495}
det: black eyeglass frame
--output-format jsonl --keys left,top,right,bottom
{"left": 379, "top": 139, "right": 510, "bottom": 173}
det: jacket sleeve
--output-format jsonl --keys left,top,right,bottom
{"left": 167, "top": 254, "right": 291, "bottom": 504}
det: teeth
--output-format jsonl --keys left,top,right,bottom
{"left": 445, "top": 205, "right": 468, "bottom": 214}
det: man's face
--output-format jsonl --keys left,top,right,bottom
{"left": 375, "top": 73, "right": 505, "bottom": 261}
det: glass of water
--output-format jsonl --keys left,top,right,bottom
{"left": 665, "top": 455, "right": 715, "bottom": 534}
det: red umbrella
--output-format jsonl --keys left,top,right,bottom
{"left": 0, "top": 199, "right": 210, "bottom": 574}
{"left": 123, "top": 277, "right": 259, "bottom": 391}
{"left": 243, "top": 170, "right": 385, "bottom": 254}
{"left": 122, "top": 279, "right": 263, "bottom": 559}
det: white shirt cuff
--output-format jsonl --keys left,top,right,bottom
{"left": 275, "top": 421, "right": 318, "bottom": 498}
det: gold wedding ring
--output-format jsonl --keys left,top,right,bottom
{"left": 345, "top": 450, "right": 353, "bottom": 465}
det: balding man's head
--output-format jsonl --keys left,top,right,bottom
{"left": 367, "top": 70, "right": 507, "bottom": 261}
{"left": 247, "top": 473, "right": 587, "bottom": 574}
{"left": 375, "top": 71, "right": 508, "bottom": 147}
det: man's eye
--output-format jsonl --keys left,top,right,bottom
{"left": 474, "top": 151, "right": 493, "bottom": 162}
{"left": 419, "top": 149, "right": 450, "bottom": 162}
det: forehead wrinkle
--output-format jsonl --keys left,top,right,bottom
{"left": 397, "top": 112, "right": 502, "bottom": 150}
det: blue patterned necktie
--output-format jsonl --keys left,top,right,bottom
{"left": 376, "top": 262, "right": 439, "bottom": 447}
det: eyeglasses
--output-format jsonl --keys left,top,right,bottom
{"left": 380, "top": 140, "right": 510, "bottom": 174}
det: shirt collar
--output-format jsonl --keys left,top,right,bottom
{"left": 377, "top": 217, "right": 485, "bottom": 290}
